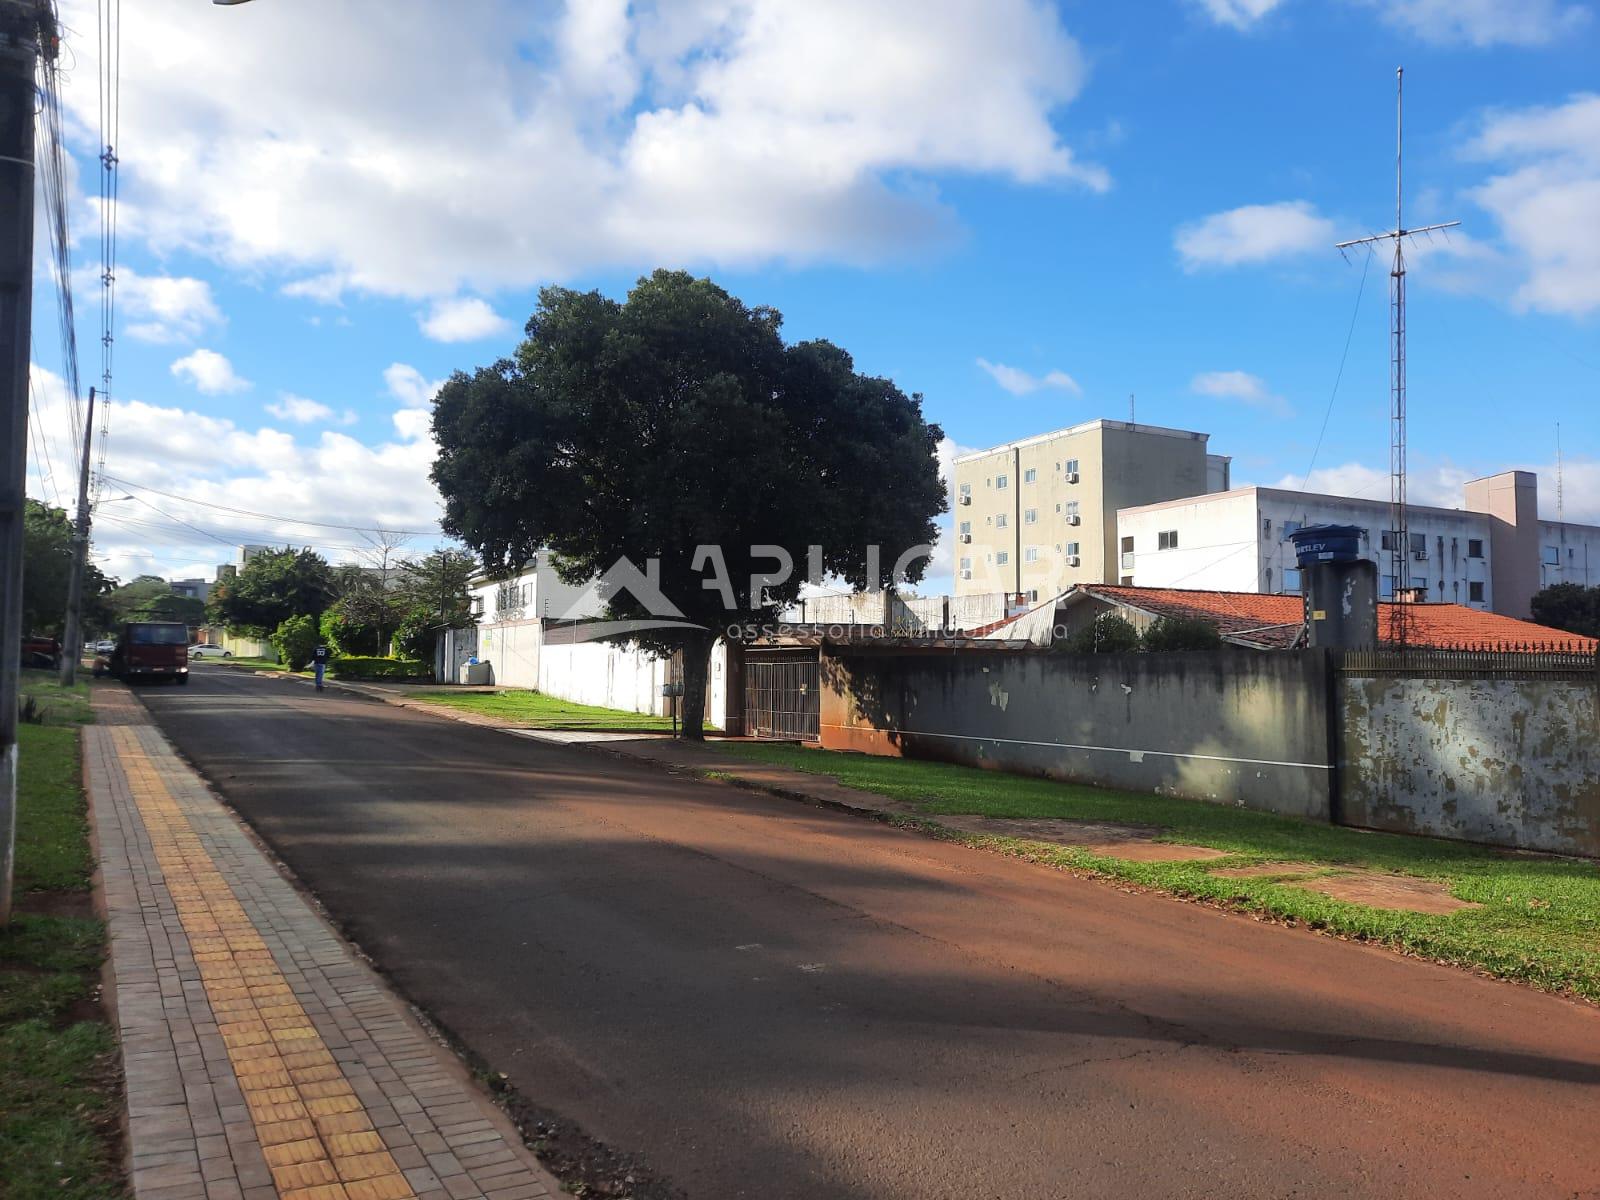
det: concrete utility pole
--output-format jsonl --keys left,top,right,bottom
{"left": 0, "top": 0, "right": 46, "bottom": 927}
{"left": 58, "top": 387, "right": 96, "bottom": 686}
{"left": 1335, "top": 68, "right": 1459, "bottom": 649}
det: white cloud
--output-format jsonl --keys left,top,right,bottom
{"left": 1191, "top": 370, "right": 1291, "bottom": 417}
{"left": 417, "top": 296, "right": 513, "bottom": 343}
{"left": 1193, "top": 0, "right": 1285, "bottom": 30}
{"left": 56, "top": 0, "right": 1103, "bottom": 300}
{"left": 170, "top": 348, "right": 250, "bottom": 394}
{"left": 976, "top": 358, "right": 1082, "bottom": 397}
{"left": 265, "top": 393, "right": 355, "bottom": 426}
{"left": 1267, "top": 458, "right": 1600, "bottom": 524}
{"left": 119, "top": 268, "right": 224, "bottom": 343}
{"left": 25, "top": 364, "right": 446, "bottom": 583}
{"left": 1465, "top": 93, "right": 1600, "bottom": 317}
{"left": 383, "top": 363, "right": 447, "bottom": 442}
{"left": 1355, "top": 0, "right": 1589, "bottom": 46}
{"left": 1175, "top": 200, "right": 1337, "bottom": 271}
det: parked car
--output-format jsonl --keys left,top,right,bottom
{"left": 20, "top": 634, "right": 61, "bottom": 669}
{"left": 106, "top": 622, "right": 190, "bottom": 685}
{"left": 188, "top": 643, "right": 232, "bottom": 659}
{"left": 94, "top": 638, "right": 116, "bottom": 655}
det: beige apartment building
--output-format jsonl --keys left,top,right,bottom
{"left": 953, "top": 419, "right": 1231, "bottom": 598}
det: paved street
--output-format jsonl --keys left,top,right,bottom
{"left": 138, "top": 668, "right": 1600, "bottom": 1200}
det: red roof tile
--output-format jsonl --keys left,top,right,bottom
{"left": 1077, "top": 585, "right": 1597, "bottom": 651}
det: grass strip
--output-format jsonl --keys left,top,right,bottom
{"left": 712, "top": 741, "right": 1600, "bottom": 1001}
{"left": 406, "top": 688, "right": 675, "bottom": 731}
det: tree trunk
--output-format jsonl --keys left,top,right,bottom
{"left": 679, "top": 630, "right": 712, "bottom": 741}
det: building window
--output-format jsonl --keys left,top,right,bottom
{"left": 1380, "top": 574, "right": 1397, "bottom": 599}
{"left": 1024, "top": 508, "right": 1038, "bottom": 525}
{"left": 1065, "top": 541, "right": 1080, "bottom": 557}
{"left": 1283, "top": 567, "right": 1302, "bottom": 592}
{"left": 1409, "top": 532, "right": 1427, "bottom": 555}
{"left": 1120, "top": 535, "right": 1135, "bottom": 571}
{"left": 959, "top": 556, "right": 972, "bottom": 571}
{"left": 1024, "top": 547, "right": 1039, "bottom": 563}
{"left": 1023, "top": 467, "right": 1037, "bottom": 484}
{"left": 1158, "top": 530, "right": 1179, "bottom": 550}
{"left": 996, "top": 551, "right": 1009, "bottom": 565}
{"left": 1381, "top": 531, "right": 1397, "bottom": 551}
{"left": 1281, "top": 520, "right": 1302, "bottom": 541}
{"left": 1262, "top": 518, "right": 1271, "bottom": 538}
{"left": 1543, "top": 545, "right": 1559, "bottom": 565}
{"left": 1064, "top": 458, "right": 1079, "bottom": 476}
{"left": 1065, "top": 500, "right": 1079, "bottom": 518}
{"left": 995, "top": 513, "right": 1008, "bottom": 529}
{"left": 1467, "top": 538, "right": 1483, "bottom": 558}
{"left": 958, "top": 482, "right": 971, "bottom": 499}
{"left": 959, "top": 520, "right": 970, "bottom": 536}
{"left": 1408, "top": 575, "right": 1426, "bottom": 591}
{"left": 1469, "top": 581, "right": 1484, "bottom": 603}
{"left": 1120, "top": 575, "right": 1134, "bottom": 586}
{"left": 996, "top": 474, "right": 1009, "bottom": 489}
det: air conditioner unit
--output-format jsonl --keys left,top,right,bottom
{"left": 958, "top": 494, "right": 971, "bottom": 505}
{"left": 959, "top": 569, "right": 972, "bottom": 580}
{"left": 1066, "top": 514, "right": 1081, "bottom": 526}
{"left": 959, "top": 533, "right": 971, "bottom": 543}
{"left": 1412, "top": 550, "right": 1428, "bottom": 561}
{"left": 1065, "top": 472, "right": 1080, "bottom": 483}
{"left": 1066, "top": 555, "right": 1080, "bottom": 567}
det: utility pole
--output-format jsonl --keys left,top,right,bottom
{"left": 1335, "top": 68, "right": 1459, "bottom": 649}
{"left": 0, "top": 0, "right": 47, "bottom": 927}
{"left": 58, "top": 387, "right": 96, "bottom": 686}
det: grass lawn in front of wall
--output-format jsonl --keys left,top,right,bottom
{"left": 211, "top": 656, "right": 291, "bottom": 671}
{"left": 712, "top": 742, "right": 1600, "bottom": 1002}
{"left": 1, "top": 681, "right": 125, "bottom": 1200}
{"left": 406, "top": 688, "right": 675, "bottom": 731}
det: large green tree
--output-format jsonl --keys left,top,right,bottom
{"left": 391, "top": 548, "right": 477, "bottom": 663}
{"left": 431, "top": 270, "right": 945, "bottom": 737}
{"left": 207, "top": 547, "right": 336, "bottom": 637}
{"left": 21, "top": 499, "right": 114, "bottom": 636}
{"left": 105, "top": 576, "right": 206, "bottom": 627}
{"left": 1530, "top": 583, "right": 1600, "bottom": 639}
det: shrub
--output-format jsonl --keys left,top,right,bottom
{"left": 330, "top": 656, "right": 430, "bottom": 681}
{"left": 1141, "top": 615, "right": 1223, "bottom": 651}
{"left": 270, "top": 614, "right": 320, "bottom": 671}
{"left": 1061, "top": 613, "right": 1142, "bottom": 654}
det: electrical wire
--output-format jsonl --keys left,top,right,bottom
{"left": 92, "top": 0, "right": 119, "bottom": 504}
{"left": 100, "top": 474, "right": 435, "bottom": 536}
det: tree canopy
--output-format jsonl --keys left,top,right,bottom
{"left": 431, "top": 270, "right": 946, "bottom": 737}
{"left": 1530, "top": 583, "right": 1600, "bottom": 639}
{"left": 105, "top": 576, "right": 206, "bottom": 628}
{"left": 22, "top": 499, "right": 114, "bottom": 636}
{"left": 207, "top": 548, "right": 336, "bottom": 637}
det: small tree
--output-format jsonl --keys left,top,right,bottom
{"left": 1530, "top": 583, "right": 1600, "bottom": 639}
{"left": 271, "top": 615, "right": 320, "bottom": 670}
{"left": 1063, "top": 613, "right": 1142, "bottom": 653}
{"left": 1141, "top": 615, "right": 1223, "bottom": 651}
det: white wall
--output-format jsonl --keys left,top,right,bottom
{"left": 1118, "top": 490, "right": 1260, "bottom": 591}
{"left": 1539, "top": 521, "right": 1600, "bottom": 590}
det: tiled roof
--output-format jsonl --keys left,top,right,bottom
{"left": 1077, "top": 585, "right": 1597, "bottom": 651}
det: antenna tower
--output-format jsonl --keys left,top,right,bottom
{"left": 1335, "top": 68, "right": 1459, "bottom": 646}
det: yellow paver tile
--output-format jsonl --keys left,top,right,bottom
{"left": 257, "top": 1117, "right": 319, "bottom": 1147}
{"left": 305, "top": 1095, "right": 364, "bottom": 1117}
{"left": 344, "top": 1175, "right": 414, "bottom": 1200}
{"left": 334, "top": 1151, "right": 400, "bottom": 1183}
{"left": 270, "top": 1158, "right": 342, "bottom": 1189}
{"left": 326, "top": 1131, "right": 386, "bottom": 1156}
{"left": 281, "top": 1186, "right": 352, "bottom": 1200}
{"left": 312, "top": 1111, "right": 375, "bottom": 1137}
{"left": 299, "top": 1079, "right": 359, "bottom": 1101}
{"left": 292, "top": 1064, "right": 347, "bottom": 1085}
{"left": 263, "top": 1137, "right": 328, "bottom": 1168}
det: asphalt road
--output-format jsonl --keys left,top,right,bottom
{"left": 138, "top": 667, "right": 1600, "bottom": 1200}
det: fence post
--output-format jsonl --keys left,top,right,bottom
{"left": 1323, "top": 647, "right": 1343, "bottom": 826}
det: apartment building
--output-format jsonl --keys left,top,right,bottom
{"left": 1119, "top": 470, "right": 1600, "bottom": 616}
{"left": 953, "top": 419, "right": 1231, "bottom": 598}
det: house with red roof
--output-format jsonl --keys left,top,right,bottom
{"left": 1053, "top": 584, "right": 1597, "bottom": 651}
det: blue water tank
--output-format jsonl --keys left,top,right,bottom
{"left": 1289, "top": 523, "right": 1363, "bottom": 566}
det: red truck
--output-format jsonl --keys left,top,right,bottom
{"left": 104, "top": 622, "right": 190, "bottom": 685}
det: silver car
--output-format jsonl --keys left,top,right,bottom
{"left": 187, "top": 643, "right": 233, "bottom": 659}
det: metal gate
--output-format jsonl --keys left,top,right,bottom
{"left": 743, "top": 652, "right": 820, "bottom": 741}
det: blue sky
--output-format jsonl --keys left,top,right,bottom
{"left": 23, "top": 0, "right": 1600, "bottom": 587}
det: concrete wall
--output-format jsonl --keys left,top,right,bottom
{"left": 1339, "top": 674, "right": 1600, "bottom": 856}
{"left": 820, "top": 649, "right": 1334, "bottom": 819}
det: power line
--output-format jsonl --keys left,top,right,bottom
{"left": 92, "top": 0, "right": 118, "bottom": 504}
{"left": 100, "top": 473, "right": 436, "bottom": 535}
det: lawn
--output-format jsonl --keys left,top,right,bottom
{"left": 211, "top": 655, "right": 290, "bottom": 671}
{"left": 712, "top": 742, "right": 1600, "bottom": 1002}
{"left": 1, "top": 680, "right": 125, "bottom": 1200}
{"left": 407, "top": 688, "right": 675, "bottom": 731}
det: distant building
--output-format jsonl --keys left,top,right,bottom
{"left": 1120, "top": 470, "right": 1600, "bottom": 617}
{"left": 169, "top": 578, "right": 207, "bottom": 600}
{"left": 953, "top": 419, "right": 1231, "bottom": 601}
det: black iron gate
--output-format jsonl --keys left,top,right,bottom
{"left": 743, "top": 652, "right": 820, "bottom": 741}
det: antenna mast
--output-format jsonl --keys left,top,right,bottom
{"left": 1335, "top": 67, "right": 1459, "bottom": 647}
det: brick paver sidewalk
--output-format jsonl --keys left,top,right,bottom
{"left": 87, "top": 685, "right": 557, "bottom": 1200}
